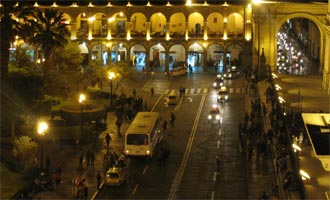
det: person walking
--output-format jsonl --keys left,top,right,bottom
{"left": 83, "top": 179, "right": 89, "bottom": 199}
{"left": 90, "top": 151, "right": 95, "bottom": 167}
{"left": 150, "top": 87, "right": 154, "bottom": 97}
{"left": 96, "top": 171, "right": 102, "bottom": 190}
{"left": 56, "top": 164, "right": 62, "bottom": 176}
{"left": 170, "top": 112, "right": 176, "bottom": 128}
{"left": 105, "top": 133, "right": 112, "bottom": 149}
{"left": 115, "top": 118, "right": 122, "bottom": 136}
{"left": 216, "top": 155, "right": 221, "bottom": 172}
{"left": 163, "top": 120, "right": 168, "bottom": 132}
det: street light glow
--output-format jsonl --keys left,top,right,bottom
{"left": 108, "top": 71, "right": 116, "bottom": 80}
{"left": 37, "top": 121, "right": 48, "bottom": 135}
{"left": 79, "top": 94, "right": 86, "bottom": 103}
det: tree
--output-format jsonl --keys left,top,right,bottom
{"left": 12, "top": 136, "right": 39, "bottom": 169}
{"left": 24, "top": 8, "right": 70, "bottom": 78}
{"left": 45, "top": 41, "right": 84, "bottom": 98}
{"left": 0, "top": 2, "right": 35, "bottom": 81}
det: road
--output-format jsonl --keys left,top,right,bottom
{"left": 97, "top": 74, "right": 253, "bottom": 199}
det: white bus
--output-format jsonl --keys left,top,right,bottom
{"left": 124, "top": 112, "right": 161, "bottom": 158}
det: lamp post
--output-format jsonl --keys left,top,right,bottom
{"left": 79, "top": 94, "right": 86, "bottom": 136}
{"left": 37, "top": 121, "right": 48, "bottom": 169}
{"left": 108, "top": 71, "right": 116, "bottom": 107}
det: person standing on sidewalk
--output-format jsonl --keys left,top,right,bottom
{"left": 83, "top": 178, "right": 89, "bottom": 199}
{"left": 151, "top": 87, "right": 154, "bottom": 97}
{"left": 170, "top": 112, "right": 176, "bottom": 128}
{"left": 96, "top": 171, "right": 102, "bottom": 190}
{"left": 116, "top": 118, "right": 122, "bottom": 136}
{"left": 105, "top": 133, "right": 112, "bottom": 149}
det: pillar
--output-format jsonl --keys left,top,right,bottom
{"left": 203, "top": 48, "right": 208, "bottom": 72}
{"left": 126, "top": 22, "right": 132, "bottom": 41}
{"left": 71, "top": 20, "right": 77, "bottom": 40}
{"left": 165, "top": 48, "right": 170, "bottom": 73}
{"left": 185, "top": 22, "right": 189, "bottom": 40}
{"left": 203, "top": 22, "right": 208, "bottom": 40}
{"left": 166, "top": 22, "right": 170, "bottom": 41}
{"left": 146, "top": 22, "right": 151, "bottom": 41}
{"left": 107, "top": 21, "right": 112, "bottom": 39}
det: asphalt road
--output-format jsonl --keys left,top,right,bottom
{"left": 97, "top": 74, "right": 254, "bottom": 199}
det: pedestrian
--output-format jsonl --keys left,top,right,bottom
{"left": 170, "top": 112, "right": 176, "bottom": 128}
{"left": 151, "top": 87, "right": 154, "bottom": 97}
{"left": 96, "top": 171, "right": 102, "bottom": 190}
{"left": 79, "top": 152, "right": 84, "bottom": 168}
{"left": 163, "top": 120, "right": 168, "bottom": 132}
{"left": 115, "top": 119, "right": 122, "bottom": 136}
{"left": 71, "top": 177, "right": 78, "bottom": 197}
{"left": 105, "top": 133, "right": 112, "bottom": 149}
{"left": 216, "top": 155, "right": 221, "bottom": 172}
{"left": 90, "top": 151, "right": 95, "bottom": 167}
{"left": 45, "top": 157, "right": 50, "bottom": 174}
{"left": 76, "top": 179, "right": 84, "bottom": 198}
{"left": 86, "top": 150, "right": 91, "bottom": 167}
{"left": 83, "top": 179, "right": 89, "bottom": 199}
{"left": 56, "top": 164, "right": 62, "bottom": 176}
{"left": 259, "top": 191, "right": 269, "bottom": 200}
{"left": 132, "top": 88, "right": 137, "bottom": 98}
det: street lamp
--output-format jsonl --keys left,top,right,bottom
{"left": 108, "top": 71, "right": 116, "bottom": 107}
{"left": 79, "top": 94, "right": 86, "bottom": 136}
{"left": 37, "top": 121, "right": 48, "bottom": 169}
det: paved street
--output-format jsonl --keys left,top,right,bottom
{"left": 25, "top": 71, "right": 329, "bottom": 200}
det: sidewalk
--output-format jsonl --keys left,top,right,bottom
{"left": 31, "top": 79, "right": 160, "bottom": 199}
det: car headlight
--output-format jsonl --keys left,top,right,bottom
{"left": 220, "top": 82, "right": 223, "bottom": 86}
{"left": 213, "top": 83, "right": 217, "bottom": 87}
{"left": 225, "top": 96, "right": 228, "bottom": 99}
{"left": 216, "top": 115, "right": 220, "bottom": 120}
{"left": 208, "top": 115, "right": 212, "bottom": 119}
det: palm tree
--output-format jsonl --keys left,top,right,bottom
{"left": 0, "top": 2, "right": 35, "bottom": 81}
{"left": 25, "top": 9, "right": 70, "bottom": 78}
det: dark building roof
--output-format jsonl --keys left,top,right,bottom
{"left": 305, "top": 124, "right": 330, "bottom": 156}
{"left": 0, "top": 0, "right": 328, "bottom": 7}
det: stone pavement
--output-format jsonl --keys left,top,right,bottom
{"left": 31, "top": 78, "right": 160, "bottom": 200}
{"left": 246, "top": 73, "right": 329, "bottom": 200}
{"left": 29, "top": 71, "right": 327, "bottom": 199}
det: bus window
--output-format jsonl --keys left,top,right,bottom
{"left": 127, "top": 134, "right": 148, "bottom": 145}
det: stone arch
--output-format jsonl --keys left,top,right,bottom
{"left": 187, "top": 42, "right": 204, "bottom": 68}
{"left": 207, "top": 12, "right": 224, "bottom": 36}
{"left": 149, "top": 43, "right": 166, "bottom": 69}
{"left": 130, "top": 13, "right": 147, "bottom": 33}
{"left": 169, "top": 13, "right": 186, "bottom": 36}
{"left": 90, "top": 13, "right": 108, "bottom": 37}
{"left": 227, "top": 12, "right": 244, "bottom": 36}
{"left": 225, "top": 42, "right": 244, "bottom": 68}
{"left": 150, "top": 12, "right": 167, "bottom": 34}
{"left": 130, "top": 43, "right": 147, "bottom": 68}
{"left": 276, "top": 13, "right": 325, "bottom": 72}
{"left": 188, "top": 12, "right": 204, "bottom": 37}
{"left": 169, "top": 44, "right": 186, "bottom": 68}
{"left": 111, "top": 42, "right": 128, "bottom": 62}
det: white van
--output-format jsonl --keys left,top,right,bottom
{"left": 166, "top": 90, "right": 179, "bottom": 105}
